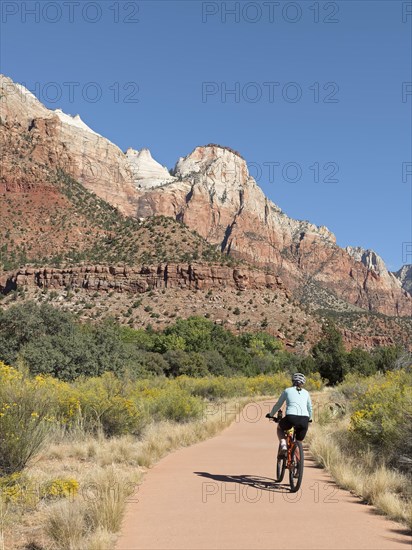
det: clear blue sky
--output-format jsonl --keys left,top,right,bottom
{"left": 1, "top": 0, "right": 411, "bottom": 270}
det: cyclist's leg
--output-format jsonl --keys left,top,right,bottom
{"left": 294, "top": 417, "right": 309, "bottom": 441}
{"left": 278, "top": 416, "right": 293, "bottom": 446}
{"left": 277, "top": 423, "right": 285, "bottom": 443}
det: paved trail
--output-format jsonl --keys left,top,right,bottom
{"left": 117, "top": 402, "right": 411, "bottom": 550}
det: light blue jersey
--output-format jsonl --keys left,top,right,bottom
{"left": 270, "top": 386, "right": 312, "bottom": 419}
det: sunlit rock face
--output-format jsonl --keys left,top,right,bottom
{"left": 1, "top": 75, "right": 411, "bottom": 317}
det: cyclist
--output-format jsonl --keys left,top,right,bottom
{"left": 265, "top": 373, "right": 312, "bottom": 456}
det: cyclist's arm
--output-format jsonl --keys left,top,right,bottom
{"left": 307, "top": 393, "right": 313, "bottom": 421}
{"left": 269, "top": 391, "right": 287, "bottom": 416}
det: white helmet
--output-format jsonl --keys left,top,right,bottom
{"left": 292, "top": 373, "right": 306, "bottom": 386}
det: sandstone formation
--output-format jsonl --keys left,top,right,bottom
{"left": 393, "top": 265, "right": 412, "bottom": 295}
{"left": 137, "top": 145, "right": 412, "bottom": 317}
{"left": 125, "top": 148, "right": 175, "bottom": 189}
{"left": 2, "top": 264, "right": 285, "bottom": 295}
{"left": 1, "top": 75, "right": 148, "bottom": 215}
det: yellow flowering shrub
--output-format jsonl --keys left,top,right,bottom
{"left": 0, "top": 364, "right": 59, "bottom": 475}
{"left": 305, "top": 372, "right": 325, "bottom": 392}
{"left": 0, "top": 473, "right": 78, "bottom": 505}
{"left": 0, "top": 361, "right": 23, "bottom": 382}
{"left": 33, "top": 374, "right": 81, "bottom": 423}
{"left": 349, "top": 370, "right": 412, "bottom": 458}
{"left": 134, "top": 385, "right": 203, "bottom": 423}
{"left": 75, "top": 373, "right": 148, "bottom": 436}
{"left": 40, "top": 478, "right": 79, "bottom": 500}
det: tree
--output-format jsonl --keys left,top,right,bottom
{"left": 311, "top": 323, "right": 347, "bottom": 385}
{"left": 152, "top": 334, "right": 186, "bottom": 354}
{"left": 0, "top": 302, "right": 74, "bottom": 365}
{"left": 163, "top": 349, "right": 209, "bottom": 377}
{"left": 165, "top": 317, "right": 215, "bottom": 352}
{"left": 202, "top": 350, "right": 232, "bottom": 376}
{"left": 373, "top": 346, "right": 405, "bottom": 373}
{"left": 346, "top": 347, "right": 376, "bottom": 376}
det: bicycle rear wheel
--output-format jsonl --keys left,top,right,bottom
{"left": 276, "top": 446, "right": 286, "bottom": 482}
{"left": 289, "top": 441, "right": 304, "bottom": 492}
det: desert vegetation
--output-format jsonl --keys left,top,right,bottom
{"left": 308, "top": 369, "right": 412, "bottom": 528}
{"left": 0, "top": 360, "right": 322, "bottom": 548}
{"left": 0, "top": 302, "right": 410, "bottom": 547}
{"left": 0, "top": 303, "right": 406, "bottom": 383}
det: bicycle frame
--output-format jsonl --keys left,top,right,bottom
{"left": 285, "top": 427, "right": 296, "bottom": 470}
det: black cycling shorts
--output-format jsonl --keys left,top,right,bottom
{"left": 279, "top": 415, "right": 309, "bottom": 441}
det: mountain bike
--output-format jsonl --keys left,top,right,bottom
{"left": 269, "top": 410, "right": 304, "bottom": 493}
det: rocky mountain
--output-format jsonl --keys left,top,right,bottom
{"left": 0, "top": 75, "right": 138, "bottom": 215}
{"left": 1, "top": 74, "right": 411, "bottom": 325}
{"left": 125, "top": 148, "right": 175, "bottom": 189}
{"left": 137, "top": 145, "right": 411, "bottom": 317}
{"left": 393, "top": 265, "right": 412, "bottom": 295}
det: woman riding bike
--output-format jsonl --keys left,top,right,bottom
{"left": 266, "top": 373, "right": 312, "bottom": 456}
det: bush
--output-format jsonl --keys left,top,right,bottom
{"left": 163, "top": 349, "right": 209, "bottom": 377}
{"left": 138, "top": 387, "right": 204, "bottom": 423}
{"left": 0, "top": 362, "right": 58, "bottom": 474}
{"left": 349, "top": 370, "right": 412, "bottom": 470}
{"left": 75, "top": 373, "right": 148, "bottom": 437}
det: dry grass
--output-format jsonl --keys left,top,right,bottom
{"left": 308, "top": 420, "right": 412, "bottom": 528}
{"left": 2, "top": 397, "right": 253, "bottom": 549}
{"left": 45, "top": 500, "right": 86, "bottom": 550}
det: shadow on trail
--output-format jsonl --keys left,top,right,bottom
{"left": 194, "top": 471, "right": 290, "bottom": 493}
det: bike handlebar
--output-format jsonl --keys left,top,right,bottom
{"left": 266, "top": 413, "right": 313, "bottom": 423}
{"left": 265, "top": 411, "right": 282, "bottom": 423}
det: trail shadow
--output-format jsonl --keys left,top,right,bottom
{"left": 194, "top": 471, "right": 290, "bottom": 493}
{"left": 388, "top": 528, "right": 412, "bottom": 537}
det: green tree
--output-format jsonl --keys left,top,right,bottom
{"left": 372, "top": 346, "right": 404, "bottom": 373}
{"left": 311, "top": 323, "right": 347, "bottom": 385}
{"left": 202, "top": 350, "right": 232, "bottom": 376}
{"left": 346, "top": 347, "right": 376, "bottom": 376}
{"left": 152, "top": 334, "right": 186, "bottom": 354}
{"left": 163, "top": 349, "right": 209, "bottom": 377}
{"left": 165, "top": 317, "right": 215, "bottom": 352}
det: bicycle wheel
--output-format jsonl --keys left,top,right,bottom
{"left": 289, "top": 441, "right": 304, "bottom": 492}
{"left": 276, "top": 446, "right": 286, "bottom": 482}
